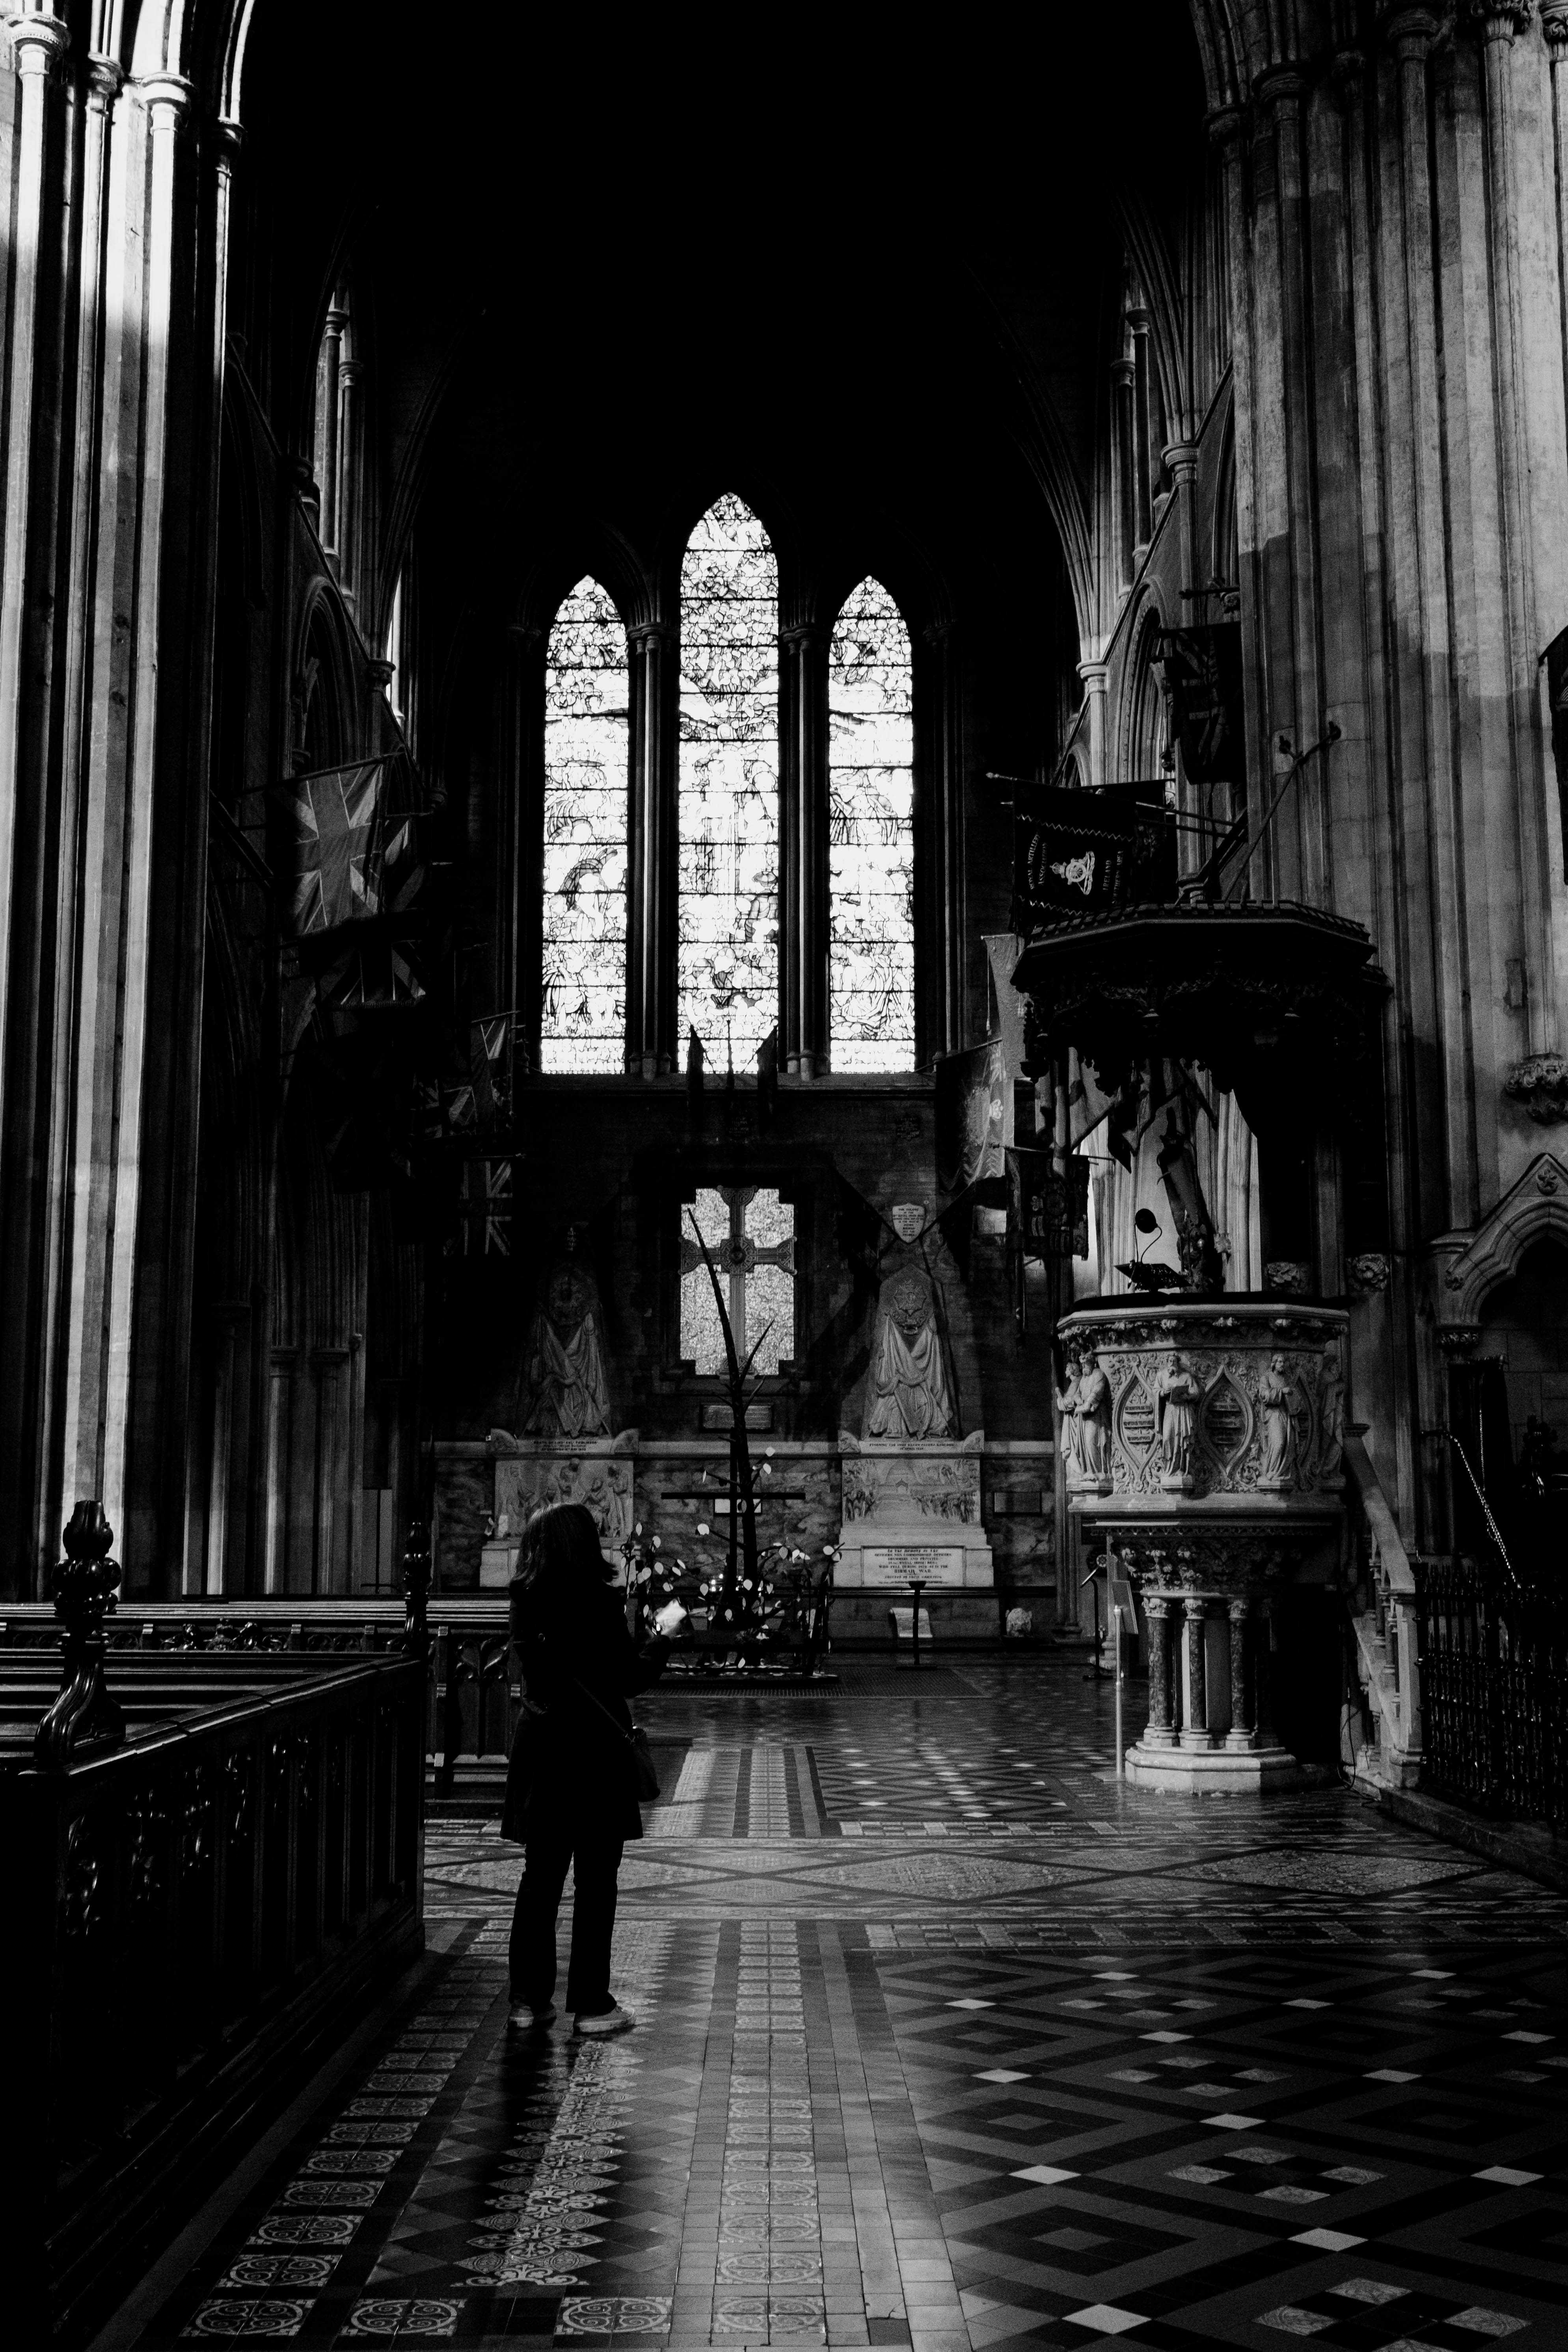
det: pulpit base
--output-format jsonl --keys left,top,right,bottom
{"left": 1123, "top": 1737, "right": 1331, "bottom": 1795}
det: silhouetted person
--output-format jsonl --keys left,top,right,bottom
{"left": 503, "top": 1502, "right": 684, "bottom": 2034}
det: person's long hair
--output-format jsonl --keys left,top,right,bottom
{"left": 514, "top": 1501, "right": 612, "bottom": 1629}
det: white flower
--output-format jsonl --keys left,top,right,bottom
{"left": 634, "top": 1522, "right": 642, "bottom": 1537}
{"left": 696, "top": 1522, "right": 710, "bottom": 1537}
{"left": 651, "top": 1535, "right": 661, "bottom": 1549}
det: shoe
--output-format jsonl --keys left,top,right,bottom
{"left": 508, "top": 2002, "right": 556, "bottom": 2029}
{"left": 573, "top": 2004, "right": 635, "bottom": 2037}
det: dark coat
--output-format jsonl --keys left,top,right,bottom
{"left": 501, "top": 1578, "right": 670, "bottom": 1844}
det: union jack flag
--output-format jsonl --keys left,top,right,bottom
{"left": 448, "top": 1157, "right": 513, "bottom": 1256}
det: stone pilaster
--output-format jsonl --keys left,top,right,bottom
{"left": 628, "top": 620, "right": 678, "bottom": 1075}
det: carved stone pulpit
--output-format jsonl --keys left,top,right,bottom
{"left": 1059, "top": 1298, "right": 1348, "bottom": 1793}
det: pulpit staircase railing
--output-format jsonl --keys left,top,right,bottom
{"left": 1412, "top": 1439, "right": 1568, "bottom": 1833}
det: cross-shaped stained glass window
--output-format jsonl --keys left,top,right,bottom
{"left": 679, "top": 1186, "right": 795, "bottom": 1376}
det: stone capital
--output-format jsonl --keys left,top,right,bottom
{"left": 1382, "top": 6, "right": 1440, "bottom": 60}
{"left": 1110, "top": 355, "right": 1136, "bottom": 390}
{"left": 86, "top": 52, "right": 126, "bottom": 104}
{"left": 9, "top": 11, "right": 68, "bottom": 73}
{"left": 1545, "top": 0, "right": 1568, "bottom": 44}
{"left": 1076, "top": 658, "right": 1110, "bottom": 698}
{"left": 1462, "top": 0, "right": 1533, "bottom": 38}
{"left": 135, "top": 72, "right": 194, "bottom": 127}
{"left": 1255, "top": 63, "right": 1309, "bottom": 110}
{"left": 1205, "top": 103, "right": 1246, "bottom": 149}
{"left": 1162, "top": 440, "right": 1199, "bottom": 484}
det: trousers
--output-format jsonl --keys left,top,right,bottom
{"left": 508, "top": 1827, "right": 625, "bottom": 2016}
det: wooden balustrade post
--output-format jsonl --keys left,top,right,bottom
{"left": 35, "top": 1503, "right": 126, "bottom": 1766}
{"left": 402, "top": 1519, "right": 431, "bottom": 1656}
{"left": 439, "top": 1625, "right": 461, "bottom": 1796}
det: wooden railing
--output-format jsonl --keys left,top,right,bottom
{"left": 0, "top": 1648, "right": 425, "bottom": 2341}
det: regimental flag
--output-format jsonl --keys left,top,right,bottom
{"left": 447, "top": 1157, "right": 513, "bottom": 1256}
{"left": 290, "top": 760, "right": 391, "bottom": 933}
{"left": 320, "top": 942, "right": 425, "bottom": 1014}
{"left": 1155, "top": 620, "right": 1243, "bottom": 784}
{"left": 935, "top": 1037, "right": 1007, "bottom": 1195}
{"left": 1012, "top": 782, "right": 1175, "bottom": 928}
{"left": 1007, "top": 1148, "right": 1089, "bottom": 1259}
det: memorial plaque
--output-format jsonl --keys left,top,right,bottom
{"left": 1119, "top": 1382, "right": 1157, "bottom": 1458}
{"left": 1201, "top": 1376, "right": 1249, "bottom": 1462}
{"left": 858, "top": 1545, "right": 966, "bottom": 1588}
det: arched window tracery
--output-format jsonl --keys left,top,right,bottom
{"left": 678, "top": 495, "right": 779, "bottom": 1069}
{"left": 541, "top": 576, "right": 630, "bottom": 1072}
{"left": 828, "top": 577, "right": 914, "bottom": 1072}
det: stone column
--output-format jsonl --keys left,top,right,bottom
{"left": 1128, "top": 311, "right": 1155, "bottom": 559}
{"left": 1225, "top": 1598, "right": 1254, "bottom": 1749}
{"left": 1143, "top": 1594, "right": 1177, "bottom": 1747}
{"left": 1181, "top": 1596, "right": 1212, "bottom": 1749}
{"left": 1109, "top": 357, "right": 1136, "bottom": 590}
{"left": 0, "top": 10, "right": 69, "bottom": 1145}
{"left": 1076, "top": 659, "right": 1109, "bottom": 790}
{"left": 918, "top": 621, "right": 964, "bottom": 1063}
{"left": 264, "top": 1347, "right": 298, "bottom": 1595}
{"left": 311, "top": 1346, "right": 350, "bottom": 1596}
{"left": 499, "top": 622, "right": 544, "bottom": 1066}
{"left": 336, "top": 348, "right": 362, "bottom": 607}
{"left": 200, "top": 1302, "right": 251, "bottom": 1597}
{"left": 317, "top": 297, "right": 346, "bottom": 567}
{"left": 779, "top": 621, "right": 829, "bottom": 1075}
{"left": 627, "top": 620, "right": 678, "bottom": 1074}
{"left": 32, "top": 49, "right": 122, "bottom": 1579}
{"left": 1163, "top": 441, "right": 1199, "bottom": 605}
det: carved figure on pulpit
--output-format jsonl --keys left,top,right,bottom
{"left": 1054, "top": 1347, "right": 1087, "bottom": 1482}
{"left": 520, "top": 1244, "right": 612, "bottom": 1438}
{"left": 864, "top": 1268, "right": 956, "bottom": 1441}
{"left": 1257, "top": 1353, "right": 1299, "bottom": 1489}
{"left": 1157, "top": 1351, "right": 1199, "bottom": 1490}
{"left": 1078, "top": 1351, "right": 1113, "bottom": 1487}
{"left": 1315, "top": 1344, "right": 1346, "bottom": 1482}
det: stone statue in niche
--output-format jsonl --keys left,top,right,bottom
{"left": 1078, "top": 1351, "right": 1113, "bottom": 1487}
{"left": 1157, "top": 1351, "right": 1200, "bottom": 1492}
{"left": 1056, "top": 1346, "right": 1112, "bottom": 1494}
{"left": 1054, "top": 1347, "right": 1087, "bottom": 1483}
{"left": 864, "top": 1266, "right": 957, "bottom": 1441}
{"left": 520, "top": 1239, "right": 612, "bottom": 1440}
{"left": 1315, "top": 1345, "right": 1346, "bottom": 1482}
{"left": 1257, "top": 1353, "right": 1300, "bottom": 1489}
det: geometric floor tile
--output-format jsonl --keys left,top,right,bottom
{"left": 94, "top": 1660, "right": 1567, "bottom": 2352}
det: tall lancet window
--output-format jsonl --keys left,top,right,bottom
{"left": 678, "top": 495, "right": 779, "bottom": 1069}
{"left": 541, "top": 577, "right": 629, "bottom": 1071}
{"left": 829, "top": 578, "right": 914, "bottom": 1071}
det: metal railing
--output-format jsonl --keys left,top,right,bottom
{"left": 1415, "top": 1551, "right": 1568, "bottom": 1832}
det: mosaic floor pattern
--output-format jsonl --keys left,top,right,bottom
{"left": 95, "top": 1659, "right": 1568, "bottom": 2352}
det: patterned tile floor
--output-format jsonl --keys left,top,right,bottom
{"left": 95, "top": 1659, "right": 1568, "bottom": 2352}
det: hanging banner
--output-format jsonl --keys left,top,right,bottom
{"left": 1012, "top": 782, "right": 1175, "bottom": 929}
{"left": 446, "top": 1158, "right": 514, "bottom": 1257}
{"left": 935, "top": 1038, "right": 1006, "bottom": 1195}
{"left": 983, "top": 934, "right": 1031, "bottom": 1079}
{"left": 287, "top": 756, "right": 423, "bottom": 936}
{"left": 1007, "top": 1148, "right": 1089, "bottom": 1259}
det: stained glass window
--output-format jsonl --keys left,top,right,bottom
{"left": 542, "top": 577, "right": 629, "bottom": 1071}
{"left": 829, "top": 577, "right": 914, "bottom": 1071}
{"left": 679, "top": 497, "right": 779, "bottom": 1070}
{"left": 679, "top": 1186, "right": 795, "bottom": 1376}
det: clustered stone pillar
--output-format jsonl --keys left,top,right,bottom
{"left": 779, "top": 623, "right": 829, "bottom": 1076}
{"left": 627, "top": 620, "right": 678, "bottom": 1076}
{"left": 1182, "top": 1596, "right": 1212, "bottom": 1750}
{"left": 1227, "top": 1598, "right": 1254, "bottom": 1749}
{"left": 1143, "top": 1595, "right": 1177, "bottom": 1748}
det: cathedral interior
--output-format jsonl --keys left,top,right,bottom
{"left": 2, "top": 3, "right": 1568, "bottom": 2346}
